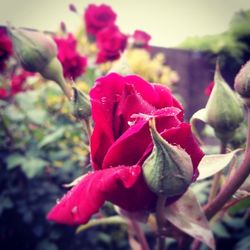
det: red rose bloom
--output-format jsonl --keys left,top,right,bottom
{"left": 54, "top": 34, "right": 87, "bottom": 80}
{"left": 96, "top": 26, "right": 127, "bottom": 64}
{"left": 47, "top": 73, "right": 204, "bottom": 225}
{"left": 132, "top": 30, "right": 151, "bottom": 49}
{"left": 84, "top": 4, "right": 117, "bottom": 36}
{"left": 0, "top": 27, "right": 13, "bottom": 73}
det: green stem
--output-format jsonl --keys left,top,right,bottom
{"left": 130, "top": 219, "right": 150, "bottom": 250}
{"left": 156, "top": 195, "right": 166, "bottom": 250}
{"left": 84, "top": 119, "right": 92, "bottom": 143}
{"left": 205, "top": 107, "right": 250, "bottom": 220}
{"left": 208, "top": 140, "right": 227, "bottom": 202}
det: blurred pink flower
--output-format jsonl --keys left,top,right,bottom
{"left": 0, "top": 70, "right": 33, "bottom": 99}
{"left": 84, "top": 4, "right": 117, "bottom": 36}
{"left": 96, "top": 26, "right": 127, "bottom": 64}
{"left": 132, "top": 30, "right": 151, "bottom": 49}
{"left": 0, "top": 27, "right": 13, "bottom": 73}
{"left": 54, "top": 33, "right": 87, "bottom": 80}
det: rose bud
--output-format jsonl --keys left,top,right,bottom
{"left": 72, "top": 86, "right": 91, "bottom": 120}
{"left": 69, "top": 3, "right": 77, "bottom": 13}
{"left": 143, "top": 119, "right": 193, "bottom": 197}
{"left": 206, "top": 64, "right": 244, "bottom": 141}
{"left": 234, "top": 60, "right": 250, "bottom": 105}
{"left": 8, "top": 27, "right": 57, "bottom": 72}
{"left": 8, "top": 27, "right": 72, "bottom": 99}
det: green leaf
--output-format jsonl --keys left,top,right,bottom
{"left": 212, "top": 222, "right": 230, "bottom": 238}
{"left": 191, "top": 180, "right": 210, "bottom": 204}
{"left": 233, "top": 235, "right": 250, "bottom": 250}
{"left": 6, "top": 153, "right": 25, "bottom": 169}
{"left": 164, "top": 189, "right": 215, "bottom": 250}
{"left": 197, "top": 149, "right": 242, "bottom": 180}
{"left": 26, "top": 108, "right": 47, "bottom": 125}
{"left": 2, "top": 197, "right": 13, "bottom": 209}
{"left": 15, "top": 91, "right": 38, "bottom": 110}
{"left": 21, "top": 157, "right": 48, "bottom": 178}
{"left": 223, "top": 215, "right": 245, "bottom": 229}
{"left": 190, "top": 108, "right": 208, "bottom": 144}
{"left": 229, "top": 196, "right": 250, "bottom": 214}
{"left": 38, "top": 127, "right": 65, "bottom": 148}
{"left": 4, "top": 105, "right": 25, "bottom": 121}
{"left": 36, "top": 240, "right": 58, "bottom": 250}
{"left": 76, "top": 215, "right": 127, "bottom": 234}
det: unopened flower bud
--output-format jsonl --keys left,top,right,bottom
{"left": 72, "top": 86, "right": 91, "bottom": 120}
{"left": 143, "top": 119, "right": 193, "bottom": 197}
{"left": 8, "top": 27, "right": 73, "bottom": 99}
{"left": 60, "top": 22, "right": 67, "bottom": 33}
{"left": 69, "top": 3, "right": 77, "bottom": 13}
{"left": 8, "top": 27, "right": 57, "bottom": 72}
{"left": 206, "top": 64, "right": 244, "bottom": 141}
{"left": 234, "top": 60, "right": 250, "bottom": 105}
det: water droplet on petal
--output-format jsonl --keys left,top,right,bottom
{"left": 128, "top": 120, "right": 136, "bottom": 126}
{"left": 56, "top": 198, "right": 60, "bottom": 204}
{"left": 71, "top": 206, "right": 78, "bottom": 214}
{"left": 101, "top": 97, "right": 107, "bottom": 104}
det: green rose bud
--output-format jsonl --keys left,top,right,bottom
{"left": 206, "top": 64, "right": 244, "bottom": 141}
{"left": 72, "top": 86, "right": 91, "bottom": 120}
{"left": 234, "top": 60, "right": 250, "bottom": 105}
{"left": 8, "top": 27, "right": 57, "bottom": 72}
{"left": 8, "top": 27, "right": 73, "bottom": 99}
{"left": 143, "top": 119, "right": 193, "bottom": 197}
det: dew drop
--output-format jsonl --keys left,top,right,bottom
{"left": 71, "top": 206, "right": 78, "bottom": 214}
{"left": 56, "top": 198, "right": 60, "bottom": 204}
{"left": 101, "top": 97, "right": 107, "bottom": 104}
{"left": 128, "top": 120, "right": 135, "bottom": 126}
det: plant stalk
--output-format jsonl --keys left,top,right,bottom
{"left": 208, "top": 140, "right": 227, "bottom": 202}
{"left": 155, "top": 195, "right": 166, "bottom": 250}
{"left": 205, "top": 107, "right": 250, "bottom": 220}
{"left": 130, "top": 219, "right": 150, "bottom": 250}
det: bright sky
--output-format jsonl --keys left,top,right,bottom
{"left": 1, "top": 0, "right": 250, "bottom": 47}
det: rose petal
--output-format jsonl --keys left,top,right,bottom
{"left": 47, "top": 165, "right": 155, "bottom": 225}
{"left": 90, "top": 73, "right": 125, "bottom": 169}
{"left": 102, "top": 107, "right": 182, "bottom": 168}
{"left": 114, "top": 83, "right": 156, "bottom": 136}
{"left": 90, "top": 73, "right": 184, "bottom": 170}
{"left": 125, "top": 75, "right": 183, "bottom": 114}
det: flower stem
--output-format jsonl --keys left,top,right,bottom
{"left": 208, "top": 140, "right": 227, "bottom": 202}
{"left": 156, "top": 195, "right": 166, "bottom": 250}
{"left": 130, "top": 219, "right": 150, "bottom": 250}
{"left": 205, "top": 107, "right": 250, "bottom": 220}
{"left": 84, "top": 119, "right": 92, "bottom": 143}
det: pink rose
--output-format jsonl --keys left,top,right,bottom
{"left": 132, "top": 30, "right": 151, "bottom": 49}
{"left": 0, "top": 27, "right": 13, "bottom": 73}
{"left": 96, "top": 26, "right": 127, "bottom": 64}
{"left": 47, "top": 73, "right": 204, "bottom": 225}
{"left": 84, "top": 4, "right": 117, "bottom": 36}
{"left": 0, "top": 70, "right": 33, "bottom": 99}
{"left": 54, "top": 34, "right": 87, "bottom": 80}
